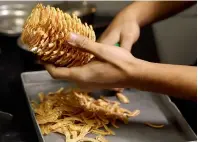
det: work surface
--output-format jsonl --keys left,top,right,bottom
{"left": 21, "top": 71, "right": 196, "bottom": 142}
{"left": 0, "top": 15, "right": 196, "bottom": 142}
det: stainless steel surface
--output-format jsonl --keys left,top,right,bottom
{"left": 21, "top": 70, "right": 197, "bottom": 142}
{"left": 0, "top": 4, "right": 34, "bottom": 36}
{"left": 0, "top": 111, "right": 13, "bottom": 123}
{"left": 0, "top": 111, "right": 13, "bottom": 118}
{"left": 54, "top": 1, "right": 96, "bottom": 17}
{"left": 0, "top": 111, "right": 13, "bottom": 131}
{"left": 53, "top": 1, "right": 96, "bottom": 24}
{"left": 0, "top": 2, "right": 95, "bottom": 36}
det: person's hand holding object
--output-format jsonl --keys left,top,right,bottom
{"left": 45, "top": 32, "right": 144, "bottom": 91}
{"left": 45, "top": 32, "right": 196, "bottom": 100}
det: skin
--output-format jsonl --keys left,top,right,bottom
{"left": 98, "top": 1, "right": 196, "bottom": 51}
{"left": 45, "top": 2, "right": 197, "bottom": 101}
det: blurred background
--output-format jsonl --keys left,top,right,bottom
{"left": 0, "top": 1, "right": 196, "bottom": 142}
{"left": 0, "top": 1, "right": 196, "bottom": 64}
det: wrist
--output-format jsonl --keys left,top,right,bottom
{"left": 116, "top": 3, "right": 140, "bottom": 25}
{"left": 120, "top": 2, "right": 153, "bottom": 27}
{"left": 127, "top": 58, "right": 155, "bottom": 90}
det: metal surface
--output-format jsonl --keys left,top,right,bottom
{"left": 0, "top": 111, "right": 13, "bottom": 131}
{"left": 0, "top": 110, "right": 13, "bottom": 140}
{"left": 0, "top": 4, "right": 34, "bottom": 36}
{"left": 53, "top": 1, "right": 96, "bottom": 25}
{"left": 21, "top": 71, "right": 197, "bottom": 142}
{"left": 0, "top": 2, "right": 95, "bottom": 36}
{"left": 53, "top": 1, "right": 96, "bottom": 17}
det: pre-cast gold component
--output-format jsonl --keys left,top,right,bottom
{"left": 21, "top": 3, "right": 96, "bottom": 67}
{"left": 31, "top": 88, "right": 140, "bottom": 142}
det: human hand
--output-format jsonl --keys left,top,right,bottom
{"left": 98, "top": 9, "right": 140, "bottom": 51}
{"left": 45, "top": 33, "right": 144, "bottom": 91}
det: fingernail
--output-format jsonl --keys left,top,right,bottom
{"left": 67, "top": 32, "right": 77, "bottom": 43}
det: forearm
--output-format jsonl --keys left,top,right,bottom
{"left": 131, "top": 61, "right": 197, "bottom": 100}
{"left": 121, "top": 1, "right": 196, "bottom": 27}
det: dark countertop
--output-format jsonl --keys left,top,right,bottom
{"left": 0, "top": 35, "right": 40, "bottom": 142}
{"left": 0, "top": 15, "right": 195, "bottom": 142}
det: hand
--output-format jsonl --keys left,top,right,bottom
{"left": 98, "top": 9, "right": 140, "bottom": 51}
{"left": 45, "top": 33, "right": 144, "bottom": 91}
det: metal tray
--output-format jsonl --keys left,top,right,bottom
{"left": 21, "top": 70, "right": 197, "bottom": 142}
{"left": 0, "top": 4, "right": 34, "bottom": 36}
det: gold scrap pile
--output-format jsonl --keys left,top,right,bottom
{"left": 31, "top": 88, "right": 140, "bottom": 142}
{"left": 21, "top": 4, "right": 96, "bottom": 67}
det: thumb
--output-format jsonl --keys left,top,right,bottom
{"left": 66, "top": 32, "right": 130, "bottom": 68}
{"left": 67, "top": 32, "right": 103, "bottom": 57}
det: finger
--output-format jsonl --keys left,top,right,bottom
{"left": 44, "top": 64, "right": 72, "bottom": 80}
{"left": 67, "top": 33, "right": 130, "bottom": 68}
{"left": 67, "top": 32, "right": 114, "bottom": 62}
{"left": 97, "top": 30, "right": 119, "bottom": 45}
{"left": 67, "top": 32, "right": 102, "bottom": 55}
{"left": 120, "top": 33, "right": 135, "bottom": 51}
{"left": 44, "top": 64, "right": 92, "bottom": 83}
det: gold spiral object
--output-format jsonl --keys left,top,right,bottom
{"left": 21, "top": 3, "right": 96, "bottom": 67}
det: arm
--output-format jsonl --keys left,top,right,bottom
{"left": 121, "top": 1, "right": 197, "bottom": 99}
{"left": 130, "top": 60, "right": 197, "bottom": 100}
{"left": 98, "top": 1, "right": 196, "bottom": 50}
{"left": 45, "top": 33, "right": 197, "bottom": 101}
{"left": 120, "top": 1, "right": 196, "bottom": 27}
